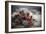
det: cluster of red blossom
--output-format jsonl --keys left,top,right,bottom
{"left": 12, "top": 10, "right": 32, "bottom": 28}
